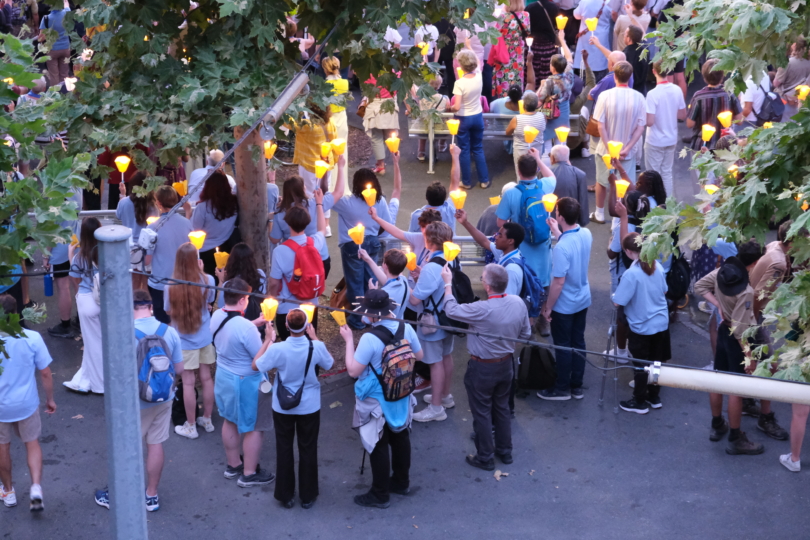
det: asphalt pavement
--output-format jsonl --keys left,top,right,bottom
{"left": 4, "top": 94, "right": 807, "bottom": 540}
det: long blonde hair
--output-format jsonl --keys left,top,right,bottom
{"left": 168, "top": 243, "right": 207, "bottom": 335}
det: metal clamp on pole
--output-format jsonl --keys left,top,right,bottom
{"left": 647, "top": 361, "right": 661, "bottom": 385}
{"left": 95, "top": 224, "right": 148, "bottom": 540}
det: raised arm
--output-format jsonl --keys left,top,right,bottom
{"left": 449, "top": 143, "right": 461, "bottom": 191}
{"left": 313, "top": 188, "right": 326, "bottom": 235}
{"left": 525, "top": 50, "right": 537, "bottom": 92}
{"left": 558, "top": 30, "right": 572, "bottom": 63}
{"left": 358, "top": 248, "right": 388, "bottom": 285}
{"left": 588, "top": 35, "right": 611, "bottom": 60}
{"left": 391, "top": 151, "right": 402, "bottom": 200}
{"left": 369, "top": 206, "right": 406, "bottom": 241}
{"left": 531, "top": 148, "right": 555, "bottom": 180}
{"left": 331, "top": 154, "right": 346, "bottom": 199}
{"left": 456, "top": 209, "right": 491, "bottom": 250}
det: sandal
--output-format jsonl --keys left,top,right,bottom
{"left": 587, "top": 184, "right": 596, "bottom": 192}
{"left": 417, "top": 152, "right": 426, "bottom": 162}
{"left": 372, "top": 166, "right": 386, "bottom": 175}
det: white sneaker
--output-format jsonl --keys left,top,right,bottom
{"left": 629, "top": 380, "right": 635, "bottom": 388}
{"left": 0, "top": 485, "right": 16, "bottom": 507}
{"left": 413, "top": 405, "right": 447, "bottom": 422}
{"left": 581, "top": 147, "right": 592, "bottom": 158}
{"left": 603, "top": 349, "right": 630, "bottom": 364}
{"left": 196, "top": 416, "right": 215, "bottom": 433}
{"left": 780, "top": 453, "right": 801, "bottom": 472}
{"left": 29, "top": 484, "right": 43, "bottom": 512}
{"left": 423, "top": 394, "right": 455, "bottom": 409}
{"left": 698, "top": 301, "right": 713, "bottom": 314}
{"left": 325, "top": 226, "right": 332, "bottom": 238}
{"left": 174, "top": 421, "right": 199, "bottom": 439}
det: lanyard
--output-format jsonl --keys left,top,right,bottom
{"left": 499, "top": 250, "right": 520, "bottom": 266}
{"left": 560, "top": 226, "right": 581, "bottom": 238}
{"left": 488, "top": 294, "right": 507, "bottom": 300}
{"left": 417, "top": 247, "right": 430, "bottom": 266}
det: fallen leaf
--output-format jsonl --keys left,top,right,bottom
{"left": 329, "top": 401, "right": 342, "bottom": 409}
{"left": 413, "top": 525, "right": 418, "bottom": 529}
{"left": 72, "top": 414, "right": 83, "bottom": 419}
{"left": 347, "top": 526, "right": 352, "bottom": 529}
{"left": 494, "top": 470, "right": 505, "bottom": 481}
{"left": 462, "top": 418, "right": 467, "bottom": 421}
{"left": 529, "top": 470, "right": 535, "bottom": 476}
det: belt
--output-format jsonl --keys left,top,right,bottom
{"left": 470, "top": 354, "right": 512, "bottom": 364}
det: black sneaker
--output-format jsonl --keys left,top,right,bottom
{"left": 710, "top": 418, "right": 729, "bottom": 442}
{"left": 619, "top": 397, "right": 649, "bottom": 415}
{"left": 354, "top": 492, "right": 390, "bottom": 509}
{"left": 224, "top": 463, "right": 243, "bottom": 479}
{"left": 301, "top": 497, "right": 317, "bottom": 509}
{"left": 237, "top": 469, "right": 275, "bottom": 487}
{"left": 281, "top": 499, "right": 295, "bottom": 509}
{"left": 646, "top": 396, "right": 662, "bottom": 409}
{"left": 496, "top": 453, "right": 513, "bottom": 465}
{"left": 742, "top": 398, "right": 761, "bottom": 417}
{"left": 70, "top": 316, "right": 81, "bottom": 332}
{"left": 390, "top": 480, "right": 411, "bottom": 496}
{"left": 23, "top": 300, "right": 38, "bottom": 310}
{"left": 757, "top": 412, "right": 789, "bottom": 440}
{"left": 571, "top": 388, "right": 584, "bottom": 400}
{"left": 465, "top": 455, "right": 495, "bottom": 471}
{"left": 726, "top": 431, "right": 765, "bottom": 455}
{"left": 537, "top": 388, "right": 571, "bottom": 401}
{"left": 48, "top": 323, "right": 76, "bottom": 339}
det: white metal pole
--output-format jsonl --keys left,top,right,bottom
{"left": 95, "top": 224, "right": 148, "bottom": 540}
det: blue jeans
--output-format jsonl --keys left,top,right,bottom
{"left": 340, "top": 237, "right": 381, "bottom": 329}
{"left": 550, "top": 308, "right": 588, "bottom": 393}
{"left": 456, "top": 113, "right": 489, "bottom": 187}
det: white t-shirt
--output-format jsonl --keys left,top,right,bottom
{"left": 414, "top": 25, "right": 439, "bottom": 56}
{"left": 453, "top": 73, "right": 483, "bottom": 117}
{"left": 740, "top": 73, "right": 771, "bottom": 123}
{"left": 645, "top": 82, "right": 686, "bottom": 147}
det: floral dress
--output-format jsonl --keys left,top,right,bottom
{"left": 492, "top": 11, "right": 530, "bottom": 99}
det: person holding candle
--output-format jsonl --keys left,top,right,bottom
{"left": 322, "top": 56, "right": 351, "bottom": 197}
{"left": 549, "top": 145, "right": 590, "bottom": 226}
{"left": 408, "top": 143, "right": 461, "bottom": 233}
{"left": 164, "top": 243, "right": 217, "bottom": 439}
{"left": 290, "top": 103, "right": 337, "bottom": 197}
{"left": 686, "top": 59, "right": 742, "bottom": 153}
{"left": 489, "top": 84, "right": 523, "bottom": 155}
{"left": 145, "top": 186, "right": 194, "bottom": 324}
{"left": 357, "top": 248, "right": 410, "bottom": 320}
{"left": 252, "top": 309, "right": 333, "bottom": 509}
{"left": 506, "top": 90, "right": 547, "bottom": 177}
{"left": 409, "top": 76, "right": 449, "bottom": 162}
{"left": 191, "top": 171, "right": 239, "bottom": 278}
{"left": 644, "top": 60, "right": 687, "bottom": 196}
{"left": 360, "top": 73, "right": 400, "bottom": 176}
{"left": 491, "top": 1, "right": 530, "bottom": 99}
{"left": 536, "top": 30, "right": 575, "bottom": 151}
{"left": 774, "top": 39, "right": 810, "bottom": 122}
{"left": 737, "top": 70, "right": 775, "bottom": 131}
{"left": 215, "top": 242, "right": 267, "bottom": 311}
{"left": 447, "top": 49, "right": 490, "bottom": 189}
{"left": 572, "top": 0, "right": 612, "bottom": 80}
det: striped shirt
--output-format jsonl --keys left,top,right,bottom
{"left": 593, "top": 86, "right": 646, "bottom": 157}
{"left": 513, "top": 113, "right": 547, "bottom": 153}
{"left": 687, "top": 86, "right": 741, "bottom": 150}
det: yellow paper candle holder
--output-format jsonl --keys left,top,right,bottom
{"left": 717, "top": 111, "right": 733, "bottom": 129}
{"left": 385, "top": 135, "right": 400, "bottom": 154}
{"left": 703, "top": 184, "right": 719, "bottom": 195}
{"left": 261, "top": 297, "right": 278, "bottom": 321}
{"left": 701, "top": 124, "right": 716, "bottom": 143}
{"left": 457, "top": 67, "right": 464, "bottom": 79}
{"left": 524, "top": 125, "right": 539, "bottom": 143}
{"left": 330, "top": 309, "right": 347, "bottom": 327}
{"left": 607, "top": 141, "right": 623, "bottom": 159}
{"left": 362, "top": 185, "right": 377, "bottom": 206}
{"left": 443, "top": 241, "right": 461, "bottom": 262}
{"left": 188, "top": 231, "right": 206, "bottom": 250}
{"left": 518, "top": 99, "right": 525, "bottom": 114}
{"left": 320, "top": 141, "right": 332, "bottom": 158}
{"left": 264, "top": 141, "right": 277, "bottom": 160}
{"left": 146, "top": 217, "right": 158, "bottom": 226}
{"left": 406, "top": 251, "right": 417, "bottom": 271}
{"left": 348, "top": 224, "right": 365, "bottom": 245}
{"left": 114, "top": 155, "right": 131, "bottom": 173}
{"left": 446, "top": 119, "right": 460, "bottom": 135}
{"left": 602, "top": 154, "right": 613, "bottom": 169}
{"left": 172, "top": 180, "right": 188, "bottom": 197}
{"left": 314, "top": 160, "right": 330, "bottom": 179}
{"left": 449, "top": 189, "right": 467, "bottom": 210}
{"left": 555, "top": 126, "right": 570, "bottom": 143}
{"left": 585, "top": 17, "right": 598, "bottom": 32}
{"left": 763, "top": 122, "right": 773, "bottom": 129}
{"left": 330, "top": 138, "right": 346, "bottom": 155}
{"left": 615, "top": 179, "right": 631, "bottom": 199}
{"left": 214, "top": 247, "right": 229, "bottom": 269}
{"left": 556, "top": 15, "right": 568, "bottom": 30}
{"left": 489, "top": 195, "right": 501, "bottom": 206}
{"left": 796, "top": 85, "right": 810, "bottom": 101}
{"left": 542, "top": 194, "right": 558, "bottom": 213}
{"left": 418, "top": 41, "right": 429, "bottom": 56}
{"left": 300, "top": 304, "right": 316, "bottom": 323}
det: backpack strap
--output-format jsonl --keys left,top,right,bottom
{"left": 368, "top": 324, "right": 395, "bottom": 345}
{"left": 282, "top": 238, "right": 302, "bottom": 253}
{"left": 135, "top": 328, "right": 146, "bottom": 341}
{"left": 212, "top": 311, "right": 241, "bottom": 343}
{"left": 156, "top": 323, "right": 167, "bottom": 338}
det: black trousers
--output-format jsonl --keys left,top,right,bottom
{"left": 369, "top": 424, "right": 410, "bottom": 502}
{"left": 465, "top": 358, "right": 513, "bottom": 461}
{"left": 273, "top": 410, "right": 320, "bottom": 504}
{"left": 148, "top": 286, "right": 170, "bottom": 324}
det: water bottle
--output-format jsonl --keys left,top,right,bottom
{"left": 44, "top": 273, "right": 53, "bottom": 297}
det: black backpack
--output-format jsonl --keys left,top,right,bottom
{"left": 517, "top": 345, "right": 556, "bottom": 391}
{"left": 755, "top": 83, "right": 785, "bottom": 125}
{"left": 666, "top": 252, "right": 690, "bottom": 302}
{"left": 427, "top": 256, "right": 476, "bottom": 335}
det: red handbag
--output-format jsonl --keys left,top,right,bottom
{"left": 487, "top": 36, "right": 509, "bottom": 66}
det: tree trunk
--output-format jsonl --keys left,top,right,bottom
{"left": 233, "top": 126, "right": 269, "bottom": 274}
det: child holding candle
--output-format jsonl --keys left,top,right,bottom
{"left": 408, "top": 143, "right": 461, "bottom": 233}
{"left": 191, "top": 171, "right": 239, "bottom": 277}
{"left": 409, "top": 76, "right": 448, "bottom": 162}
{"left": 165, "top": 243, "right": 217, "bottom": 439}
{"left": 506, "top": 90, "right": 547, "bottom": 178}
{"left": 358, "top": 248, "right": 410, "bottom": 320}
{"left": 686, "top": 59, "right": 742, "bottom": 153}
{"left": 536, "top": 30, "right": 574, "bottom": 151}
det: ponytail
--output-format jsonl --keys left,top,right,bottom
{"left": 622, "top": 232, "right": 655, "bottom": 276}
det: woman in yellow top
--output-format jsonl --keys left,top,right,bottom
{"left": 322, "top": 57, "right": 351, "bottom": 197}
{"left": 292, "top": 103, "right": 337, "bottom": 196}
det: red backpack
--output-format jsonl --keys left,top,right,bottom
{"left": 282, "top": 238, "right": 326, "bottom": 300}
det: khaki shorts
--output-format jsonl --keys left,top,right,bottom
{"left": 421, "top": 335, "right": 455, "bottom": 365}
{"left": 183, "top": 344, "right": 216, "bottom": 370}
{"left": 140, "top": 401, "right": 172, "bottom": 445}
{"left": 0, "top": 410, "right": 42, "bottom": 444}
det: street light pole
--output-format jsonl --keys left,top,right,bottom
{"left": 95, "top": 224, "right": 148, "bottom": 540}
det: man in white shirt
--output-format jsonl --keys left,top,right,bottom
{"left": 644, "top": 60, "right": 687, "bottom": 197}
{"left": 739, "top": 72, "right": 772, "bottom": 130}
{"left": 188, "top": 149, "right": 236, "bottom": 206}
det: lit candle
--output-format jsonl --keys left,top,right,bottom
{"left": 803, "top": 201, "right": 809, "bottom": 212}
{"left": 518, "top": 99, "right": 525, "bottom": 114}
{"left": 728, "top": 164, "right": 738, "bottom": 177}
{"left": 114, "top": 155, "right": 131, "bottom": 173}
{"left": 300, "top": 304, "right": 316, "bottom": 323}
{"left": 464, "top": 8, "right": 471, "bottom": 19}
{"left": 188, "top": 230, "right": 206, "bottom": 250}
{"left": 144, "top": 35, "right": 149, "bottom": 41}
{"left": 615, "top": 179, "right": 631, "bottom": 199}
{"left": 701, "top": 124, "right": 716, "bottom": 143}
{"left": 703, "top": 184, "right": 719, "bottom": 195}
{"left": 523, "top": 125, "right": 539, "bottom": 143}
{"left": 585, "top": 17, "right": 598, "bottom": 32}
{"left": 348, "top": 224, "right": 365, "bottom": 245}
{"left": 2, "top": 78, "right": 13, "bottom": 85}
{"left": 602, "top": 154, "right": 613, "bottom": 169}
{"left": 172, "top": 180, "right": 187, "bottom": 197}
{"left": 330, "top": 138, "right": 346, "bottom": 155}
{"left": 362, "top": 184, "right": 377, "bottom": 206}
{"left": 797, "top": 85, "right": 810, "bottom": 101}
{"left": 264, "top": 140, "right": 277, "bottom": 160}
{"left": 320, "top": 141, "right": 332, "bottom": 158}
{"left": 526, "top": 37, "right": 534, "bottom": 48}
{"left": 70, "top": 234, "right": 80, "bottom": 246}
{"left": 146, "top": 217, "right": 158, "bottom": 226}
{"left": 384, "top": 134, "right": 400, "bottom": 153}
{"left": 717, "top": 111, "right": 732, "bottom": 128}
{"left": 330, "top": 309, "right": 347, "bottom": 327}
{"left": 405, "top": 251, "right": 417, "bottom": 271}
{"left": 418, "top": 41, "right": 429, "bottom": 56}
{"left": 314, "top": 160, "right": 330, "bottom": 179}
{"left": 443, "top": 241, "right": 461, "bottom": 262}
{"left": 214, "top": 247, "right": 229, "bottom": 269}
{"left": 555, "top": 126, "right": 570, "bottom": 143}
{"left": 489, "top": 195, "right": 501, "bottom": 206}
{"left": 556, "top": 15, "right": 568, "bottom": 30}
{"left": 607, "top": 141, "right": 623, "bottom": 159}
{"left": 541, "top": 194, "right": 558, "bottom": 213}
{"left": 261, "top": 297, "right": 279, "bottom": 321}
{"left": 762, "top": 122, "right": 773, "bottom": 129}
{"left": 449, "top": 189, "right": 467, "bottom": 210}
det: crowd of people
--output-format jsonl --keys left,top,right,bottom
{"left": 3, "top": 0, "right": 810, "bottom": 523}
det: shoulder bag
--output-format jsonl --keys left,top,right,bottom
{"left": 276, "top": 339, "right": 314, "bottom": 410}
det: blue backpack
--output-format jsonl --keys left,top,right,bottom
{"left": 135, "top": 324, "right": 176, "bottom": 403}
{"left": 504, "top": 256, "right": 545, "bottom": 318}
{"left": 516, "top": 181, "right": 550, "bottom": 244}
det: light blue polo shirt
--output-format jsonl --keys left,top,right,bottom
{"left": 496, "top": 177, "right": 556, "bottom": 287}
{"left": 267, "top": 184, "right": 279, "bottom": 215}
{"left": 147, "top": 213, "right": 193, "bottom": 291}
{"left": 216, "top": 269, "right": 266, "bottom": 309}
{"left": 269, "top": 232, "right": 327, "bottom": 314}
{"left": 713, "top": 238, "right": 738, "bottom": 260}
{"left": 51, "top": 188, "right": 83, "bottom": 265}
{"left": 164, "top": 274, "right": 216, "bottom": 350}
{"left": 0, "top": 330, "right": 53, "bottom": 422}
{"left": 411, "top": 252, "right": 449, "bottom": 342}
{"left": 329, "top": 194, "right": 392, "bottom": 245}
{"left": 191, "top": 201, "right": 237, "bottom": 252}
{"left": 408, "top": 200, "right": 457, "bottom": 234}
{"left": 69, "top": 249, "right": 97, "bottom": 294}
{"left": 134, "top": 316, "right": 184, "bottom": 410}
{"left": 271, "top": 197, "right": 333, "bottom": 261}
{"left": 382, "top": 276, "right": 410, "bottom": 319}
{"left": 550, "top": 226, "right": 592, "bottom": 315}
{"left": 354, "top": 319, "right": 422, "bottom": 383}
{"left": 255, "top": 336, "right": 334, "bottom": 415}
{"left": 209, "top": 309, "right": 262, "bottom": 377}
{"left": 612, "top": 261, "right": 669, "bottom": 335}
{"left": 116, "top": 195, "right": 159, "bottom": 243}
{"left": 490, "top": 243, "right": 523, "bottom": 297}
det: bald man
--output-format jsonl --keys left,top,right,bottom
{"left": 188, "top": 149, "right": 237, "bottom": 206}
